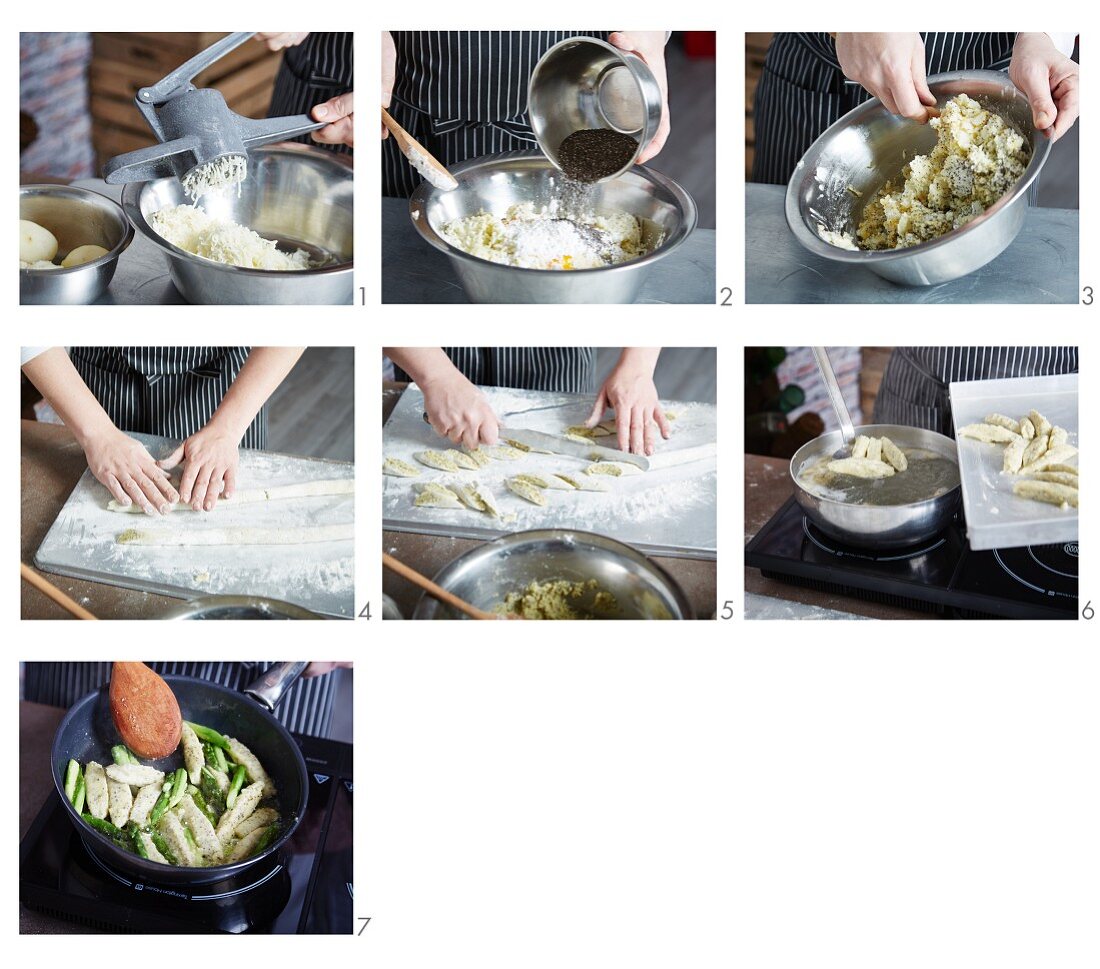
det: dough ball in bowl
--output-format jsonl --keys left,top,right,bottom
{"left": 20, "top": 219, "right": 58, "bottom": 264}
{"left": 61, "top": 244, "right": 110, "bottom": 268}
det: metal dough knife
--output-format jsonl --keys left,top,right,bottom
{"left": 498, "top": 427, "right": 651, "bottom": 470}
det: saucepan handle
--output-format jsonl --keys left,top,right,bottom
{"left": 243, "top": 662, "right": 309, "bottom": 711}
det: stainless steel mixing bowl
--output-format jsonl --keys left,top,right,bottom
{"left": 409, "top": 151, "right": 697, "bottom": 303}
{"left": 19, "top": 185, "right": 133, "bottom": 304}
{"left": 123, "top": 142, "right": 353, "bottom": 304}
{"left": 786, "top": 70, "right": 1052, "bottom": 286}
{"left": 790, "top": 424, "right": 961, "bottom": 549}
{"left": 528, "top": 35, "right": 663, "bottom": 180}
{"left": 412, "top": 529, "right": 694, "bottom": 619}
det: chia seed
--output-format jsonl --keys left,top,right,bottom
{"left": 557, "top": 128, "right": 638, "bottom": 182}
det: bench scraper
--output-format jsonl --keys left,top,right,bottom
{"left": 103, "top": 32, "right": 325, "bottom": 187}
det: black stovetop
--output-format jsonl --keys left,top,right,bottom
{"left": 746, "top": 497, "right": 1078, "bottom": 620}
{"left": 20, "top": 733, "right": 353, "bottom": 933}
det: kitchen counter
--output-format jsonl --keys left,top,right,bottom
{"left": 382, "top": 383, "right": 717, "bottom": 618}
{"left": 19, "top": 700, "right": 84, "bottom": 934}
{"left": 745, "top": 182, "right": 1079, "bottom": 304}
{"left": 381, "top": 196, "right": 716, "bottom": 304}
{"left": 21, "top": 421, "right": 180, "bottom": 619}
{"left": 743, "top": 453, "right": 934, "bottom": 620}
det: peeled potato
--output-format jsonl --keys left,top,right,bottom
{"left": 20, "top": 220, "right": 59, "bottom": 264}
{"left": 61, "top": 244, "right": 110, "bottom": 268}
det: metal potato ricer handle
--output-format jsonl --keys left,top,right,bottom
{"left": 103, "top": 32, "right": 325, "bottom": 186}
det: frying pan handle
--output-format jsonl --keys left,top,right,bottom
{"left": 243, "top": 662, "right": 309, "bottom": 712}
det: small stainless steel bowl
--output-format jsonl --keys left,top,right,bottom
{"left": 163, "top": 595, "right": 323, "bottom": 619}
{"left": 528, "top": 35, "right": 663, "bottom": 180}
{"left": 412, "top": 529, "right": 694, "bottom": 619}
{"left": 123, "top": 142, "right": 353, "bottom": 305}
{"left": 409, "top": 150, "right": 696, "bottom": 304}
{"left": 19, "top": 185, "right": 133, "bottom": 304}
{"left": 790, "top": 424, "right": 961, "bottom": 549}
{"left": 786, "top": 70, "right": 1052, "bottom": 286}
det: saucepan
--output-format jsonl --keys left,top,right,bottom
{"left": 50, "top": 663, "right": 309, "bottom": 887}
{"left": 789, "top": 424, "right": 961, "bottom": 549}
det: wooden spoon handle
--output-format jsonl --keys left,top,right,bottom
{"left": 20, "top": 563, "right": 97, "bottom": 620}
{"left": 381, "top": 107, "right": 413, "bottom": 152}
{"left": 381, "top": 552, "right": 499, "bottom": 621}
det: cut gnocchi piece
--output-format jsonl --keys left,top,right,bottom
{"left": 512, "top": 473, "right": 575, "bottom": 491}
{"left": 850, "top": 435, "right": 871, "bottom": 459}
{"left": 585, "top": 461, "right": 643, "bottom": 477}
{"left": 826, "top": 457, "right": 895, "bottom": 479}
{"left": 1021, "top": 444, "right": 1078, "bottom": 474}
{"left": 984, "top": 413, "right": 1020, "bottom": 434}
{"left": 1002, "top": 437, "right": 1026, "bottom": 474}
{"left": 506, "top": 476, "right": 547, "bottom": 506}
{"left": 879, "top": 436, "right": 908, "bottom": 472}
{"left": 1028, "top": 410, "right": 1052, "bottom": 438}
{"left": 454, "top": 481, "right": 503, "bottom": 517}
{"left": 865, "top": 437, "right": 882, "bottom": 462}
{"left": 1020, "top": 432, "right": 1050, "bottom": 468}
{"left": 383, "top": 457, "right": 421, "bottom": 477}
{"left": 1048, "top": 426, "right": 1069, "bottom": 449}
{"left": 957, "top": 423, "right": 1023, "bottom": 445}
{"left": 1013, "top": 479, "right": 1078, "bottom": 509}
{"left": 413, "top": 450, "right": 463, "bottom": 472}
{"left": 553, "top": 473, "right": 610, "bottom": 492}
{"left": 447, "top": 449, "right": 481, "bottom": 471}
{"left": 1018, "top": 417, "right": 1035, "bottom": 441}
{"left": 461, "top": 447, "right": 492, "bottom": 467}
{"left": 414, "top": 482, "right": 462, "bottom": 509}
{"left": 485, "top": 444, "right": 525, "bottom": 461}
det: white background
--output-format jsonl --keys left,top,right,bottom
{"left": 7, "top": 5, "right": 1098, "bottom": 967}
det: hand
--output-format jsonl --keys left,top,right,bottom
{"left": 255, "top": 32, "right": 308, "bottom": 51}
{"left": 1010, "top": 33, "right": 1080, "bottom": 141}
{"left": 304, "top": 662, "right": 353, "bottom": 677}
{"left": 586, "top": 348, "right": 670, "bottom": 456}
{"left": 312, "top": 92, "right": 354, "bottom": 147}
{"left": 421, "top": 369, "right": 500, "bottom": 450}
{"left": 382, "top": 31, "right": 397, "bottom": 140}
{"left": 835, "top": 32, "right": 937, "bottom": 123}
{"left": 159, "top": 424, "right": 242, "bottom": 512}
{"left": 83, "top": 427, "right": 179, "bottom": 515}
{"left": 609, "top": 31, "right": 670, "bottom": 163}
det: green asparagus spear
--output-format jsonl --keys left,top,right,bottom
{"left": 111, "top": 744, "right": 138, "bottom": 765}
{"left": 148, "top": 778, "right": 175, "bottom": 826}
{"left": 72, "top": 772, "right": 86, "bottom": 814}
{"left": 189, "top": 785, "right": 218, "bottom": 825}
{"left": 249, "top": 822, "right": 281, "bottom": 858}
{"left": 126, "top": 821, "right": 150, "bottom": 859}
{"left": 64, "top": 759, "right": 80, "bottom": 802}
{"left": 200, "top": 767, "right": 227, "bottom": 816}
{"left": 184, "top": 721, "right": 230, "bottom": 750}
{"left": 226, "top": 764, "right": 247, "bottom": 809}
{"left": 150, "top": 831, "right": 178, "bottom": 866}
{"left": 82, "top": 813, "right": 133, "bottom": 852}
{"left": 167, "top": 768, "right": 188, "bottom": 808}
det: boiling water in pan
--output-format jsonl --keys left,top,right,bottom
{"left": 798, "top": 448, "right": 960, "bottom": 506}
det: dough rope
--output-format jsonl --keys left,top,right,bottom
{"left": 115, "top": 523, "right": 353, "bottom": 546}
{"left": 107, "top": 478, "right": 353, "bottom": 513}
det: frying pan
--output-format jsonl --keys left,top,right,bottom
{"left": 789, "top": 424, "right": 961, "bottom": 549}
{"left": 50, "top": 664, "right": 309, "bottom": 887}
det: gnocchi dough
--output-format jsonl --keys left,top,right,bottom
{"left": 825, "top": 457, "right": 895, "bottom": 479}
{"left": 108, "top": 478, "right": 355, "bottom": 512}
{"left": 383, "top": 457, "right": 421, "bottom": 477}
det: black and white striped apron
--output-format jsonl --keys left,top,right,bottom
{"left": 23, "top": 662, "right": 340, "bottom": 738}
{"left": 267, "top": 32, "right": 353, "bottom": 158}
{"left": 69, "top": 347, "right": 266, "bottom": 449}
{"left": 752, "top": 32, "right": 1018, "bottom": 185}
{"left": 383, "top": 31, "right": 604, "bottom": 197}
{"left": 394, "top": 347, "right": 597, "bottom": 394}
{"left": 872, "top": 347, "right": 1079, "bottom": 436}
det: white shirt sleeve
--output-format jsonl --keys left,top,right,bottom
{"left": 21, "top": 347, "right": 51, "bottom": 365}
{"left": 1046, "top": 33, "right": 1078, "bottom": 58}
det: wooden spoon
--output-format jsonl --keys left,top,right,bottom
{"left": 382, "top": 552, "right": 521, "bottom": 620}
{"left": 381, "top": 107, "right": 458, "bottom": 191}
{"left": 110, "top": 662, "right": 182, "bottom": 759}
{"left": 20, "top": 564, "right": 97, "bottom": 620}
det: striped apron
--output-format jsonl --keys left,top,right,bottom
{"left": 23, "top": 662, "right": 339, "bottom": 738}
{"left": 394, "top": 347, "right": 597, "bottom": 394}
{"left": 752, "top": 32, "right": 1017, "bottom": 184}
{"left": 267, "top": 31, "right": 353, "bottom": 158}
{"left": 69, "top": 347, "right": 266, "bottom": 449}
{"left": 872, "top": 347, "right": 1079, "bottom": 436}
{"left": 383, "top": 30, "right": 603, "bottom": 197}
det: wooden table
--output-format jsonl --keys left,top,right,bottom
{"left": 382, "top": 383, "right": 717, "bottom": 619}
{"left": 744, "top": 453, "right": 935, "bottom": 620}
{"left": 21, "top": 420, "right": 178, "bottom": 619}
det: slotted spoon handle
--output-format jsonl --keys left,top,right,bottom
{"left": 812, "top": 346, "right": 856, "bottom": 448}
